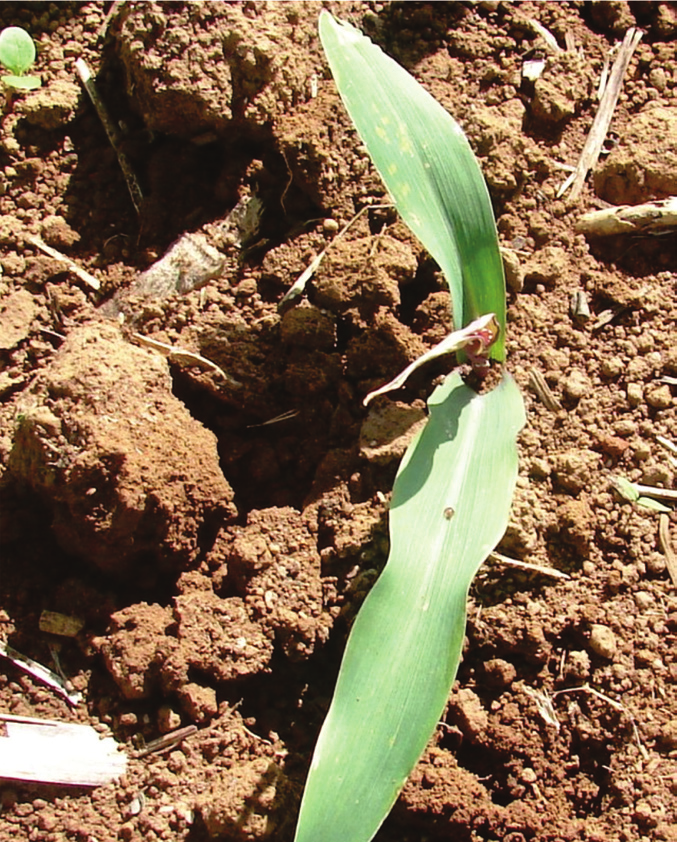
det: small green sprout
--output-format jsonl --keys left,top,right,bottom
{"left": 0, "top": 26, "right": 41, "bottom": 91}
{"left": 612, "top": 476, "right": 673, "bottom": 513}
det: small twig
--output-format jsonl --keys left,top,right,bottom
{"left": 656, "top": 435, "right": 677, "bottom": 456}
{"left": 0, "top": 640, "right": 82, "bottom": 706}
{"left": 526, "top": 18, "right": 564, "bottom": 53}
{"left": 552, "top": 684, "right": 649, "bottom": 760}
{"left": 135, "top": 725, "right": 197, "bottom": 758}
{"left": 490, "top": 552, "right": 570, "bottom": 580}
{"left": 528, "top": 369, "right": 562, "bottom": 411}
{"left": 658, "top": 514, "right": 677, "bottom": 587}
{"left": 576, "top": 197, "right": 677, "bottom": 237}
{"left": 279, "top": 203, "right": 394, "bottom": 309}
{"left": 27, "top": 234, "right": 100, "bottom": 290}
{"left": 522, "top": 685, "right": 560, "bottom": 730}
{"left": 132, "top": 333, "right": 242, "bottom": 389}
{"left": 75, "top": 58, "right": 144, "bottom": 214}
{"left": 656, "top": 435, "right": 677, "bottom": 469}
{"left": 246, "top": 409, "right": 299, "bottom": 429}
{"left": 633, "top": 484, "right": 677, "bottom": 502}
{"left": 560, "top": 27, "right": 643, "bottom": 200}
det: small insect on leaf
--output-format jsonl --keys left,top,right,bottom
{"left": 443, "top": 506, "right": 455, "bottom": 520}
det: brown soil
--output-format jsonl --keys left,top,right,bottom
{"left": 1, "top": 2, "right": 676, "bottom": 841}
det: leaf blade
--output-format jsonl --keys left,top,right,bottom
{"left": 319, "top": 12, "right": 506, "bottom": 360}
{"left": 0, "top": 27, "right": 36, "bottom": 76}
{"left": 294, "top": 372, "right": 525, "bottom": 842}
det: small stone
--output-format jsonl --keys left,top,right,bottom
{"left": 565, "top": 650, "right": 591, "bottom": 680}
{"left": 649, "top": 67, "right": 667, "bottom": 92}
{"left": 627, "top": 383, "right": 643, "bottom": 407}
{"left": 589, "top": 624, "right": 617, "bottom": 659}
{"left": 449, "top": 688, "right": 488, "bottom": 739}
{"left": 563, "top": 369, "right": 591, "bottom": 401}
{"left": 22, "top": 79, "right": 81, "bottom": 129}
{"left": 280, "top": 302, "right": 337, "bottom": 351}
{"left": 596, "top": 433, "right": 630, "bottom": 458}
{"left": 634, "top": 799, "right": 658, "bottom": 827}
{"left": 359, "top": 401, "right": 427, "bottom": 465}
{"left": 177, "top": 683, "right": 218, "bottom": 723}
{"left": 614, "top": 419, "right": 635, "bottom": 437}
{"left": 157, "top": 705, "right": 182, "bottom": 734}
{"left": 529, "top": 456, "right": 551, "bottom": 479}
{"left": 634, "top": 591, "right": 653, "bottom": 610}
{"left": 520, "top": 768, "right": 537, "bottom": 784}
{"left": 483, "top": 658, "right": 517, "bottom": 689}
{"left": 646, "top": 552, "right": 666, "bottom": 575}
{"left": 645, "top": 385, "right": 672, "bottom": 409}
{"left": 501, "top": 247, "right": 523, "bottom": 293}
{"left": 658, "top": 719, "right": 677, "bottom": 751}
{"left": 40, "top": 214, "right": 80, "bottom": 248}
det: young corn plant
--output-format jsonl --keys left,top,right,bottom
{"left": 0, "top": 26, "right": 41, "bottom": 92}
{"left": 293, "top": 13, "right": 526, "bottom": 842}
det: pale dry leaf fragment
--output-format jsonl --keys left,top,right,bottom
{"left": 551, "top": 684, "right": 649, "bottom": 760}
{"left": 132, "top": 333, "right": 242, "bottom": 389}
{"left": 75, "top": 58, "right": 144, "bottom": 214}
{"left": 130, "top": 233, "right": 225, "bottom": 299}
{"left": 0, "top": 640, "right": 81, "bottom": 705}
{"left": 0, "top": 714, "right": 127, "bottom": 786}
{"left": 526, "top": 18, "right": 564, "bottom": 53}
{"left": 528, "top": 369, "right": 562, "bottom": 411}
{"left": 658, "top": 514, "right": 677, "bottom": 587}
{"left": 363, "top": 314, "right": 499, "bottom": 406}
{"left": 570, "top": 290, "right": 591, "bottom": 323}
{"left": 489, "top": 551, "right": 570, "bottom": 580}
{"left": 559, "top": 27, "right": 642, "bottom": 200}
{"left": 39, "top": 610, "right": 85, "bottom": 638}
{"left": 522, "top": 685, "right": 560, "bottom": 730}
{"left": 26, "top": 234, "right": 100, "bottom": 290}
{"left": 279, "top": 203, "right": 393, "bottom": 309}
{"left": 576, "top": 196, "right": 677, "bottom": 236}
{"left": 110, "top": 195, "right": 262, "bottom": 315}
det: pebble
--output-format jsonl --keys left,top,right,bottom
{"left": 634, "top": 591, "right": 653, "bottom": 610}
{"left": 627, "top": 383, "right": 643, "bottom": 407}
{"left": 483, "top": 658, "right": 517, "bottom": 689}
{"left": 589, "top": 624, "right": 617, "bottom": 659}
{"left": 521, "top": 768, "right": 538, "bottom": 784}
{"left": 601, "top": 357, "right": 624, "bottom": 378}
{"left": 649, "top": 67, "right": 667, "bottom": 91}
{"left": 563, "top": 369, "right": 591, "bottom": 401}
{"left": 634, "top": 799, "right": 657, "bottom": 826}
{"left": 565, "top": 650, "right": 591, "bottom": 680}
{"left": 645, "top": 385, "right": 672, "bottom": 409}
{"left": 659, "top": 719, "right": 677, "bottom": 751}
{"left": 157, "top": 705, "right": 182, "bottom": 734}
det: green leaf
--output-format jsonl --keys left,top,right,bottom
{"left": 612, "top": 476, "right": 639, "bottom": 502}
{"left": 319, "top": 11, "right": 506, "bottom": 360}
{"left": 636, "top": 496, "right": 671, "bottom": 514}
{"left": 294, "top": 371, "right": 525, "bottom": 842}
{"left": 2, "top": 73, "right": 41, "bottom": 90}
{"left": 0, "top": 27, "right": 36, "bottom": 76}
